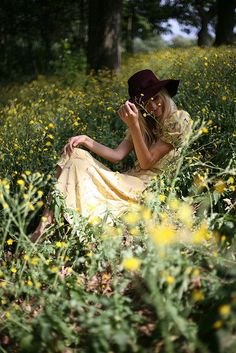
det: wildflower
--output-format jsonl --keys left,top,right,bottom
{"left": 11, "top": 267, "right": 17, "bottom": 273}
{"left": 122, "top": 257, "right": 141, "bottom": 272}
{"left": 55, "top": 241, "right": 67, "bottom": 248}
{"left": 6, "top": 238, "right": 13, "bottom": 245}
{"left": 23, "top": 254, "right": 29, "bottom": 261}
{"left": 192, "top": 290, "right": 204, "bottom": 301}
{"left": 229, "top": 185, "right": 235, "bottom": 191}
{"left": 149, "top": 223, "right": 176, "bottom": 246}
{"left": 17, "top": 179, "right": 25, "bottom": 186}
{"left": 214, "top": 180, "right": 226, "bottom": 193}
{"left": 165, "top": 275, "right": 175, "bottom": 284}
{"left": 192, "top": 223, "right": 211, "bottom": 243}
{"left": 159, "top": 194, "right": 166, "bottom": 202}
{"left": 129, "top": 227, "right": 140, "bottom": 236}
{"left": 123, "top": 211, "right": 139, "bottom": 225}
{"left": 176, "top": 203, "right": 193, "bottom": 228}
{"left": 212, "top": 320, "right": 223, "bottom": 329}
{"left": 141, "top": 206, "right": 152, "bottom": 220}
{"left": 27, "top": 280, "right": 33, "bottom": 286}
{"left": 227, "top": 176, "right": 234, "bottom": 184}
{"left": 31, "top": 257, "right": 39, "bottom": 266}
{"left": 193, "top": 174, "right": 207, "bottom": 189}
{"left": 25, "top": 170, "right": 31, "bottom": 176}
{"left": 218, "top": 304, "right": 231, "bottom": 317}
{"left": 37, "top": 190, "right": 44, "bottom": 197}
{"left": 37, "top": 201, "right": 44, "bottom": 207}
{"left": 41, "top": 216, "right": 47, "bottom": 222}
{"left": 50, "top": 266, "right": 59, "bottom": 273}
{"left": 168, "top": 198, "right": 179, "bottom": 210}
{"left": 48, "top": 123, "right": 55, "bottom": 129}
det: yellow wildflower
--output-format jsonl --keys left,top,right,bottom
{"left": 149, "top": 223, "right": 176, "bottom": 246}
{"left": 192, "top": 223, "right": 211, "bottom": 243}
{"left": 214, "top": 180, "right": 226, "bottom": 193}
{"left": 122, "top": 257, "right": 141, "bottom": 272}
{"left": 158, "top": 194, "right": 166, "bottom": 202}
{"left": 11, "top": 267, "right": 17, "bottom": 273}
{"left": 192, "top": 290, "right": 204, "bottom": 301}
{"left": 165, "top": 275, "right": 175, "bottom": 284}
{"left": 176, "top": 203, "right": 193, "bottom": 228}
{"left": 218, "top": 304, "right": 231, "bottom": 317}
{"left": 212, "top": 320, "right": 223, "bottom": 329}
{"left": 7, "top": 239, "right": 14, "bottom": 245}
{"left": 17, "top": 179, "right": 25, "bottom": 186}
{"left": 123, "top": 211, "right": 139, "bottom": 225}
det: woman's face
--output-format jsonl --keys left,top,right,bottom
{"left": 144, "top": 94, "right": 162, "bottom": 118}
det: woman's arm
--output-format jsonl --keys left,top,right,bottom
{"left": 128, "top": 124, "right": 173, "bottom": 169}
{"left": 118, "top": 101, "right": 173, "bottom": 169}
{"left": 64, "top": 135, "right": 133, "bottom": 164}
{"left": 83, "top": 136, "right": 133, "bottom": 163}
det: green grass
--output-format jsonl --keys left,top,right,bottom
{"left": 0, "top": 46, "right": 235, "bottom": 353}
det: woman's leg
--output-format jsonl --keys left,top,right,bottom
{"left": 31, "top": 166, "right": 62, "bottom": 242}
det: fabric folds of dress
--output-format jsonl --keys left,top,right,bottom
{"left": 55, "top": 109, "right": 193, "bottom": 224}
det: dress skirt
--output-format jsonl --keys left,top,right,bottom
{"left": 55, "top": 148, "right": 153, "bottom": 224}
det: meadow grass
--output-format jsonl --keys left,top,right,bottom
{"left": 0, "top": 46, "right": 235, "bottom": 353}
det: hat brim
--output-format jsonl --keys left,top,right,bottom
{"left": 129, "top": 79, "right": 180, "bottom": 105}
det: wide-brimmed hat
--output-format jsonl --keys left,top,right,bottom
{"left": 128, "top": 69, "right": 180, "bottom": 105}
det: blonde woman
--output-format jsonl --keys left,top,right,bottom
{"left": 31, "top": 69, "right": 192, "bottom": 241}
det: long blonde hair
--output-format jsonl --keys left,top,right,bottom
{"left": 138, "top": 88, "right": 178, "bottom": 147}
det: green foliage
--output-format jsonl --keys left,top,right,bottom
{"left": 0, "top": 47, "right": 236, "bottom": 352}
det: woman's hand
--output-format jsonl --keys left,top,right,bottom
{"left": 63, "top": 135, "right": 87, "bottom": 155}
{"left": 117, "top": 101, "right": 139, "bottom": 127}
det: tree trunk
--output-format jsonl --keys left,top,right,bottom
{"left": 197, "top": 15, "right": 210, "bottom": 46}
{"left": 214, "top": 0, "right": 236, "bottom": 46}
{"left": 87, "top": 0, "right": 122, "bottom": 72}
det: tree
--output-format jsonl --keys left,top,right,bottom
{"left": 172, "top": 0, "right": 217, "bottom": 46}
{"left": 214, "top": 0, "right": 236, "bottom": 46}
{"left": 87, "top": 0, "right": 123, "bottom": 72}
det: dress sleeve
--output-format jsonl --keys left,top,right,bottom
{"left": 160, "top": 110, "right": 193, "bottom": 149}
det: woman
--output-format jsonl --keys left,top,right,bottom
{"left": 31, "top": 69, "right": 193, "bottom": 241}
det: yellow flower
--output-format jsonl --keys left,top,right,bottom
{"left": 214, "top": 180, "right": 226, "bottom": 193}
{"left": 212, "top": 320, "right": 223, "bottom": 329}
{"left": 11, "top": 267, "right": 17, "bottom": 273}
{"left": 37, "top": 201, "right": 44, "bottom": 207}
{"left": 27, "top": 280, "right": 33, "bottom": 286}
{"left": 41, "top": 216, "right": 47, "bottom": 222}
{"left": 89, "top": 216, "right": 102, "bottom": 225}
{"left": 50, "top": 266, "right": 59, "bottom": 273}
{"left": 158, "top": 194, "right": 166, "bottom": 202}
{"left": 122, "top": 257, "right": 141, "bottom": 272}
{"left": 149, "top": 223, "right": 176, "bottom": 246}
{"left": 218, "top": 304, "right": 231, "bottom": 317}
{"left": 165, "top": 275, "right": 175, "bottom": 284}
{"left": 141, "top": 206, "right": 152, "bottom": 220}
{"left": 23, "top": 254, "right": 29, "bottom": 261}
{"left": 192, "top": 223, "right": 211, "bottom": 243}
{"left": 192, "top": 290, "right": 204, "bottom": 301}
{"left": 123, "top": 211, "right": 139, "bottom": 225}
{"left": 229, "top": 185, "right": 235, "bottom": 191}
{"left": 168, "top": 198, "right": 180, "bottom": 210}
{"left": 227, "top": 176, "right": 234, "bottom": 184}
{"left": 7, "top": 238, "right": 14, "bottom": 245}
{"left": 193, "top": 174, "right": 207, "bottom": 189}
{"left": 129, "top": 227, "right": 140, "bottom": 236}
{"left": 25, "top": 170, "right": 31, "bottom": 176}
{"left": 176, "top": 203, "right": 193, "bottom": 228}
{"left": 31, "top": 257, "right": 40, "bottom": 266}
{"left": 37, "top": 190, "right": 44, "bottom": 197}
{"left": 48, "top": 123, "right": 55, "bottom": 129}
{"left": 17, "top": 179, "right": 25, "bottom": 186}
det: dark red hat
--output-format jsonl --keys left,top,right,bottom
{"left": 128, "top": 69, "right": 180, "bottom": 105}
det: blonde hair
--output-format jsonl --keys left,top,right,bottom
{"left": 138, "top": 88, "right": 178, "bottom": 147}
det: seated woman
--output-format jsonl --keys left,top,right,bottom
{"left": 31, "top": 69, "right": 193, "bottom": 242}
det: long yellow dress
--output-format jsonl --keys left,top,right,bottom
{"left": 55, "top": 110, "right": 193, "bottom": 224}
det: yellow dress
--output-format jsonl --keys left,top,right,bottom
{"left": 55, "top": 110, "right": 193, "bottom": 224}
